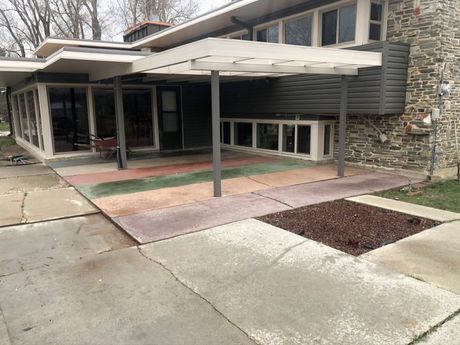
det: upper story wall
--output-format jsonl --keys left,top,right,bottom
{"left": 221, "top": 41, "right": 409, "bottom": 116}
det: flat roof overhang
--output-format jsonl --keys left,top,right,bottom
{"left": 90, "top": 38, "right": 382, "bottom": 82}
{"left": 0, "top": 47, "right": 150, "bottom": 87}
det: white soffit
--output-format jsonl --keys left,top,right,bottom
{"left": 95, "top": 38, "right": 382, "bottom": 81}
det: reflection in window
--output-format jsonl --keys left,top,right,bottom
{"left": 322, "top": 4, "right": 356, "bottom": 45}
{"left": 18, "top": 94, "right": 29, "bottom": 142}
{"left": 231, "top": 32, "right": 250, "bottom": 40}
{"left": 26, "top": 91, "right": 39, "bottom": 147}
{"left": 33, "top": 90, "right": 44, "bottom": 149}
{"left": 221, "top": 122, "right": 231, "bottom": 144}
{"left": 234, "top": 122, "right": 253, "bottom": 147}
{"left": 13, "top": 96, "right": 22, "bottom": 138}
{"left": 257, "top": 123, "right": 279, "bottom": 150}
{"left": 282, "top": 124, "right": 295, "bottom": 153}
{"left": 369, "top": 2, "right": 383, "bottom": 40}
{"left": 256, "top": 25, "right": 279, "bottom": 43}
{"left": 324, "top": 125, "right": 332, "bottom": 155}
{"left": 94, "top": 89, "right": 116, "bottom": 139}
{"left": 285, "top": 15, "right": 313, "bottom": 46}
{"left": 123, "top": 89, "right": 153, "bottom": 147}
{"left": 49, "top": 88, "right": 89, "bottom": 153}
{"left": 297, "top": 125, "right": 311, "bottom": 155}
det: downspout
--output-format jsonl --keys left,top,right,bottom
{"left": 230, "top": 16, "right": 254, "bottom": 40}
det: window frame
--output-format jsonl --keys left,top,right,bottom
{"left": 283, "top": 13, "right": 315, "bottom": 46}
{"left": 369, "top": 1, "right": 384, "bottom": 41}
{"left": 319, "top": 1, "right": 358, "bottom": 47}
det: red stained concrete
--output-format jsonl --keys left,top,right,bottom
{"left": 114, "top": 172, "right": 416, "bottom": 244}
{"left": 65, "top": 156, "right": 274, "bottom": 186}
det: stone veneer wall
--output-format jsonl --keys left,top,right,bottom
{"left": 338, "top": 0, "right": 460, "bottom": 177}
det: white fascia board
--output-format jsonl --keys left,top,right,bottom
{"left": 35, "top": 38, "right": 133, "bottom": 57}
{"left": 0, "top": 60, "right": 44, "bottom": 72}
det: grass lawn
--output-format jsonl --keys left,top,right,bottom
{"left": 0, "top": 136, "right": 15, "bottom": 150}
{"left": 0, "top": 122, "right": 10, "bottom": 132}
{"left": 378, "top": 180, "right": 460, "bottom": 213}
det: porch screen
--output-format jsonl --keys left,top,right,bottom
{"left": 49, "top": 87, "right": 90, "bottom": 153}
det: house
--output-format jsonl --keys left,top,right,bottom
{"left": 0, "top": 0, "right": 457, "bottom": 196}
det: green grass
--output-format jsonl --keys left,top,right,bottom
{"left": 0, "top": 136, "right": 15, "bottom": 150}
{"left": 377, "top": 180, "right": 460, "bottom": 213}
{"left": 0, "top": 122, "right": 10, "bottom": 132}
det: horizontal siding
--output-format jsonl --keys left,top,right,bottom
{"left": 221, "top": 42, "right": 409, "bottom": 116}
{"left": 181, "top": 84, "right": 212, "bottom": 148}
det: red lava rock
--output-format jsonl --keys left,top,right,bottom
{"left": 258, "top": 200, "right": 438, "bottom": 256}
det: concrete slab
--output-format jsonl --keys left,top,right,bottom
{"left": 115, "top": 193, "right": 290, "bottom": 243}
{"left": 23, "top": 188, "right": 98, "bottom": 223}
{"left": 417, "top": 314, "right": 460, "bottom": 344}
{"left": 94, "top": 177, "right": 270, "bottom": 218}
{"left": 0, "top": 310, "right": 10, "bottom": 345}
{"left": 0, "top": 247, "right": 254, "bottom": 345}
{"left": 362, "top": 221, "right": 460, "bottom": 295}
{"left": 0, "top": 164, "right": 53, "bottom": 179}
{"left": 0, "top": 214, "right": 134, "bottom": 277}
{"left": 0, "top": 174, "right": 67, "bottom": 195}
{"left": 347, "top": 195, "right": 460, "bottom": 222}
{"left": 140, "top": 219, "right": 460, "bottom": 345}
{"left": 257, "top": 172, "right": 413, "bottom": 208}
{"left": 0, "top": 193, "right": 24, "bottom": 227}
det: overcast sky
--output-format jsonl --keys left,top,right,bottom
{"left": 199, "top": 0, "right": 229, "bottom": 12}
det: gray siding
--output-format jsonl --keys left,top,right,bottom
{"left": 181, "top": 84, "right": 212, "bottom": 148}
{"left": 221, "top": 42, "right": 409, "bottom": 116}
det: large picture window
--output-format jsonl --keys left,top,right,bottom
{"left": 18, "top": 93, "right": 29, "bottom": 142}
{"left": 256, "top": 24, "right": 279, "bottom": 43}
{"left": 49, "top": 87, "right": 89, "bottom": 153}
{"left": 282, "top": 124, "right": 295, "bottom": 153}
{"left": 123, "top": 89, "right": 153, "bottom": 147}
{"left": 297, "top": 125, "right": 311, "bottom": 155}
{"left": 93, "top": 88, "right": 116, "bottom": 138}
{"left": 257, "top": 123, "right": 279, "bottom": 150}
{"left": 26, "top": 91, "right": 39, "bottom": 147}
{"left": 322, "top": 4, "right": 356, "bottom": 46}
{"left": 234, "top": 122, "right": 253, "bottom": 147}
{"left": 284, "top": 15, "right": 313, "bottom": 46}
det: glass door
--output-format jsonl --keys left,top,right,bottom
{"left": 157, "top": 87, "right": 183, "bottom": 151}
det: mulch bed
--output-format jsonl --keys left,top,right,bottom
{"left": 258, "top": 199, "right": 438, "bottom": 256}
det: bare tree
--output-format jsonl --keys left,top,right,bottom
{"left": 83, "top": 0, "right": 102, "bottom": 40}
{"left": 116, "top": 0, "right": 199, "bottom": 28}
{"left": 0, "top": 0, "right": 51, "bottom": 57}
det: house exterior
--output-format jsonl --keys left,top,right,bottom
{"left": 0, "top": 0, "right": 457, "bottom": 179}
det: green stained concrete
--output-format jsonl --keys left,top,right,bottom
{"left": 79, "top": 160, "right": 310, "bottom": 199}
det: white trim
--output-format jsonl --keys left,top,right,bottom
{"left": 37, "top": 84, "right": 54, "bottom": 158}
{"left": 32, "top": 89, "right": 44, "bottom": 151}
{"left": 87, "top": 85, "right": 97, "bottom": 152}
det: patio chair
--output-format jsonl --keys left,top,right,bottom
{"left": 89, "top": 135, "right": 118, "bottom": 159}
{"left": 9, "top": 155, "right": 30, "bottom": 165}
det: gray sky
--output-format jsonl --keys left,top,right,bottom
{"left": 199, "top": 0, "right": 229, "bottom": 12}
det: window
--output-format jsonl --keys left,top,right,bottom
{"left": 34, "top": 89, "right": 44, "bottom": 150}
{"left": 322, "top": 4, "right": 357, "bottom": 46}
{"left": 257, "top": 123, "right": 279, "bottom": 150}
{"left": 284, "top": 15, "right": 313, "bottom": 46}
{"left": 324, "top": 124, "right": 332, "bottom": 155}
{"left": 282, "top": 124, "right": 295, "bottom": 153}
{"left": 123, "top": 89, "right": 153, "bottom": 147}
{"left": 221, "top": 122, "right": 231, "bottom": 144}
{"left": 26, "top": 91, "right": 39, "bottom": 147}
{"left": 234, "top": 122, "right": 253, "bottom": 147}
{"left": 231, "top": 32, "right": 250, "bottom": 40}
{"left": 18, "top": 93, "right": 29, "bottom": 142}
{"left": 93, "top": 88, "right": 116, "bottom": 138}
{"left": 256, "top": 24, "right": 279, "bottom": 43}
{"left": 369, "top": 2, "right": 383, "bottom": 40}
{"left": 49, "top": 87, "right": 89, "bottom": 153}
{"left": 297, "top": 125, "right": 311, "bottom": 155}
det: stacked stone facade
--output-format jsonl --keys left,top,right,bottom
{"left": 340, "top": 0, "right": 460, "bottom": 177}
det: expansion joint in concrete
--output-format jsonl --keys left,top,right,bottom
{"left": 251, "top": 191, "right": 294, "bottom": 209}
{"left": 0, "top": 302, "right": 13, "bottom": 345}
{"left": 136, "top": 246, "right": 260, "bottom": 345}
{"left": 407, "top": 308, "right": 460, "bottom": 345}
{"left": 20, "top": 192, "right": 28, "bottom": 224}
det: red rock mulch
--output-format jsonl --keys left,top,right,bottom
{"left": 258, "top": 199, "right": 438, "bottom": 256}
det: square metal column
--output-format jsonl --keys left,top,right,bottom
{"left": 114, "top": 76, "right": 128, "bottom": 170}
{"left": 211, "top": 70, "right": 222, "bottom": 197}
{"left": 338, "top": 76, "right": 348, "bottom": 177}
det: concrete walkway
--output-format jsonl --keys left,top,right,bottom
{"left": 2, "top": 220, "right": 459, "bottom": 345}
{"left": 347, "top": 195, "right": 460, "bottom": 222}
{"left": 362, "top": 221, "right": 460, "bottom": 295}
{"left": 116, "top": 172, "right": 413, "bottom": 244}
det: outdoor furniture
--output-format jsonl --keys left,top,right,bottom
{"left": 89, "top": 135, "right": 118, "bottom": 159}
{"left": 9, "top": 155, "right": 29, "bottom": 165}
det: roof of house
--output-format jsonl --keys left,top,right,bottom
{"left": 123, "top": 21, "right": 174, "bottom": 36}
{"left": 35, "top": 0, "right": 317, "bottom": 57}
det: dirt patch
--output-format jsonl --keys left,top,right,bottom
{"left": 258, "top": 199, "right": 438, "bottom": 256}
